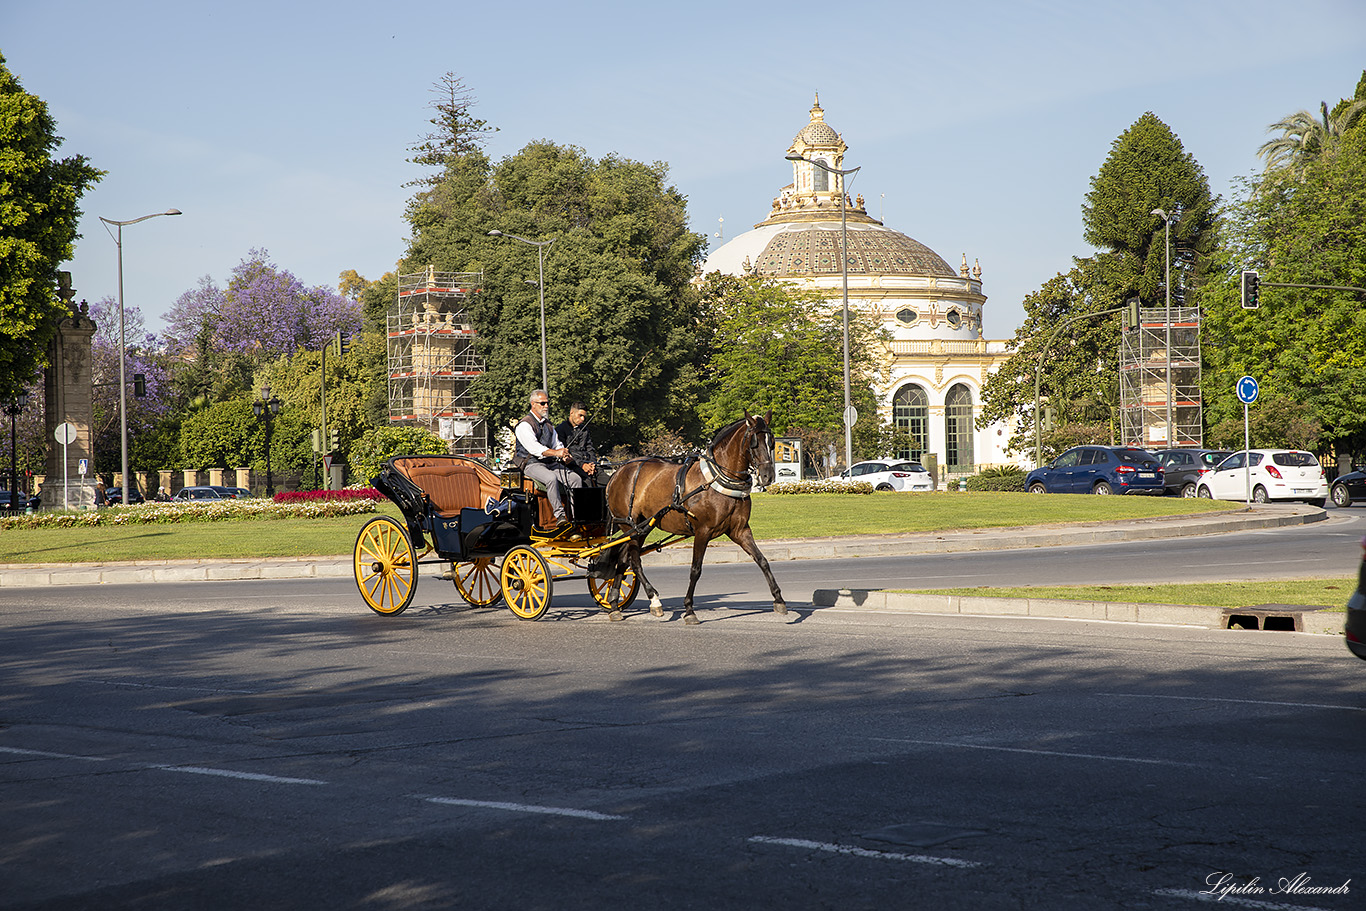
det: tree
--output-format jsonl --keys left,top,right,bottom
{"left": 1082, "top": 112, "right": 1219, "bottom": 308}
{"left": 0, "top": 53, "right": 103, "bottom": 398}
{"left": 348, "top": 426, "right": 448, "bottom": 484}
{"left": 1258, "top": 96, "right": 1366, "bottom": 177}
{"left": 401, "top": 137, "right": 708, "bottom": 448}
{"left": 694, "top": 271, "right": 885, "bottom": 442}
{"left": 87, "top": 296, "right": 173, "bottom": 475}
{"left": 1201, "top": 103, "right": 1366, "bottom": 467}
{"left": 405, "top": 73, "right": 496, "bottom": 189}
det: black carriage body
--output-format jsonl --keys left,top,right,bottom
{"left": 372, "top": 455, "right": 532, "bottom": 561}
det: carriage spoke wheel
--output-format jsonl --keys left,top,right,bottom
{"left": 454, "top": 558, "right": 503, "bottom": 607}
{"left": 588, "top": 566, "right": 639, "bottom": 612}
{"left": 354, "top": 515, "right": 417, "bottom": 615}
{"left": 500, "top": 546, "right": 553, "bottom": 621}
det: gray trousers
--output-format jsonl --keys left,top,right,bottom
{"left": 523, "top": 460, "right": 583, "bottom": 521}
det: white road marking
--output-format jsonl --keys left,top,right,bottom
{"left": 748, "top": 836, "right": 979, "bottom": 868}
{"left": 0, "top": 746, "right": 108, "bottom": 761}
{"left": 866, "top": 737, "right": 1201, "bottom": 768}
{"left": 1101, "top": 693, "right": 1366, "bottom": 713}
{"left": 420, "top": 796, "right": 625, "bottom": 820}
{"left": 154, "top": 765, "right": 327, "bottom": 785}
{"left": 1154, "top": 887, "right": 1334, "bottom": 910}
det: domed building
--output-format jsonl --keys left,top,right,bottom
{"left": 700, "top": 96, "right": 1017, "bottom": 478}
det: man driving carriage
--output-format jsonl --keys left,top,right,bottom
{"left": 555, "top": 401, "right": 601, "bottom": 486}
{"left": 512, "top": 389, "right": 583, "bottom": 527}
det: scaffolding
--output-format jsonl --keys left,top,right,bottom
{"left": 1118, "top": 306, "right": 1202, "bottom": 449}
{"left": 388, "top": 268, "right": 486, "bottom": 457}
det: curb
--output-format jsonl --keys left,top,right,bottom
{"left": 809, "top": 589, "right": 1344, "bottom": 636}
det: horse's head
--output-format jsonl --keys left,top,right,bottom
{"left": 744, "top": 411, "right": 776, "bottom": 488}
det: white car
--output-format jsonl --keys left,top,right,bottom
{"left": 840, "top": 459, "right": 933, "bottom": 492}
{"left": 1196, "top": 449, "right": 1328, "bottom": 506}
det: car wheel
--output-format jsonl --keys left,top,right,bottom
{"left": 1252, "top": 485, "right": 1270, "bottom": 503}
{"left": 1180, "top": 483, "right": 1197, "bottom": 498}
{"left": 1197, "top": 486, "right": 1213, "bottom": 499}
{"left": 1028, "top": 482, "right": 1048, "bottom": 494}
{"left": 875, "top": 483, "right": 894, "bottom": 491}
{"left": 1331, "top": 484, "right": 1352, "bottom": 508}
{"left": 1093, "top": 481, "right": 1113, "bottom": 495}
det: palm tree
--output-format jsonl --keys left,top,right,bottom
{"left": 1258, "top": 99, "right": 1366, "bottom": 176}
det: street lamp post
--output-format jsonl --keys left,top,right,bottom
{"left": 99, "top": 209, "right": 182, "bottom": 504}
{"left": 1151, "top": 208, "right": 1173, "bottom": 447}
{"left": 253, "top": 388, "right": 282, "bottom": 497}
{"left": 488, "top": 230, "right": 555, "bottom": 396}
{"left": 786, "top": 152, "right": 860, "bottom": 472}
{"left": 4, "top": 392, "right": 28, "bottom": 510}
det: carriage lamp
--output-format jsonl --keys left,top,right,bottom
{"left": 253, "top": 390, "right": 283, "bottom": 497}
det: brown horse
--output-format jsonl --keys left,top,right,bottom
{"left": 604, "top": 412, "right": 786, "bottom": 624}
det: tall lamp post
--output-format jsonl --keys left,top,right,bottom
{"left": 4, "top": 392, "right": 28, "bottom": 510}
{"left": 1151, "top": 208, "right": 1173, "bottom": 447}
{"left": 488, "top": 230, "right": 555, "bottom": 396}
{"left": 99, "top": 209, "right": 182, "bottom": 504}
{"left": 787, "top": 152, "right": 859, "bottom": 472}
{"left": 253, "top": 387, "right": 282, "bottom": 497}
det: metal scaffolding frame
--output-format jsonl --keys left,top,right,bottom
{"left": 387, "top": 268, "right": 486, "bottom": 456}
{"left": 1119, "top": 306, "right": 1202, "bottom": 449}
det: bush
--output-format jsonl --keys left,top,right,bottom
{"left": 965, "top": 466, "right": 1027, "bottom": 492}
{"left": 348, "top": 426, "right": 448, "bottom": 484}
{"left": 274, "top": 488, "right": 381, "bottom": 504}
{"left": 764, "top": 479, "right": 874, "bottom": 495}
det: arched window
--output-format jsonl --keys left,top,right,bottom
{"left": 892, "top": 384, "right": 928, "bottom": 460}
{"left": 812, "top": 159, "right": 829, "bottom": 192}
{"left": 945, "top": 383, "right": 974, "bottom": 469}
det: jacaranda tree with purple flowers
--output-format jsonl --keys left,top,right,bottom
{"left": 88, "top": 296, "right": 174, "bottom": 477}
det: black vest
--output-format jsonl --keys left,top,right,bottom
{"left": 513, "top": 414, "right": 556, "bottom": 467}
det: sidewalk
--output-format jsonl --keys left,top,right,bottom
{"left": 0, "top": 502, "right": 1325, "bottom": 589}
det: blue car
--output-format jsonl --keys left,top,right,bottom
{"left": 1026, "top": 445, "right": 1165, "bottom": 495}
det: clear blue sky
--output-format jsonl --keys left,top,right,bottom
{"left": 6, "top": 0, "right": 1365, "bottom": 341}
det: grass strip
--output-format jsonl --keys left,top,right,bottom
{"left": 893, "top": 579, "right": 1352, "bottom": 610}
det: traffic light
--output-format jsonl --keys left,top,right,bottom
{"left": 133, "top": 373, "right": 146, "bottom": 397}
{"left": 335, "top": 331, "right": 351, "bottom": 357}
{"left": 329, "top": 429, "right": 340, "bottom": 451}
{"left": 311, "top": 429, "right": 322, "bottom": 453}
{"left": 1123, "top": 296, "right": 1141, "bottom": 331}
{"left": 1241, "top": 270, "right": 1260, "bottom": 309}
{"left": 1041, "top": 405, "right": 1055, "bottom": 433}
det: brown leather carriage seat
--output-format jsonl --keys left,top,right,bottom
{"left": 391, "top": 456, "right": 503, "bottom": 518}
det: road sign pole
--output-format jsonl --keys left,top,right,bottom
{"left": 1244, "top": 402, "right": 1251, "bottom": 508}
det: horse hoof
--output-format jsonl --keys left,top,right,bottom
{"left": 649, "top": 597, "right": 664, "bottom": 618}
{"left": 608, "top": 610, "right": 624, "bottom": 622}
{"left": 684, "top": 613, "right": 700, "bottom": 625}
{"left": 774, "top": 602, "right": 788, "bottom": 616}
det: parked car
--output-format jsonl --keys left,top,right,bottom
{"left": 104, "top": 486, "right": 145, "bottom": 505}
{"left": 1347, "top": 536, "right": 1366, "bottom": 660}
{"left": 1153, "top": 448, "right": 1232, "bottom": 497}
{"left": 0, "top": 491, "right": 40, "bottom": 510}
{"left": 172, "top": 486, "right": 225, "bottom": 501}
{"left": 1025, "top": 446, "right": 1165, "bottom": 495}
{"left": 1329, "top": 470, "right": 1366, "bottom": 508}
{"left": 840, "top": 459, "right": 933, "bottom": 492}
{"left": 210, "top": 485, "right": 247, "bottom": 499}
{"left": 1196, "top": 449, "right": 1327, "bottom": 506}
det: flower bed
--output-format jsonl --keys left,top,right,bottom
{"left": 762, "top": 479, "right": 874, "bottom": 495}
{"left": 273, "top": 488, "right": 381, "bottom": 504}
{"left": 0, "top": 497, "right": 381, "bottom": 530}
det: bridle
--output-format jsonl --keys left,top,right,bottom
{"left": 700, "top": 418, "right": 773, "bottom": 499}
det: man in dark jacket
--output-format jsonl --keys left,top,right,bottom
{"left": 556, "top": 402, "right": 601, "bottom": 486}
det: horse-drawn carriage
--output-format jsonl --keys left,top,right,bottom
{"left": 352, "top": 414, "right": 787, "bottom": 624}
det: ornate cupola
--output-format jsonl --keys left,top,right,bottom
{"left": 760, "top": 94, "right": 874, "bottom": 227}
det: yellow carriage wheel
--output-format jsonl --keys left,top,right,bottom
{"left": 453, "top": 558, "right": 503, "bottom": 608}
{"left": 500, "top": 545, "right": 553, "bottom": 621}
{"left": 354, "top": 515, "right": 417, "bottom": 615}
{"left": 588, "top": 566, "right": 639, "bottom": 611}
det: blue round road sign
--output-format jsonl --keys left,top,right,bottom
{"left": 1236, "top": 375, "right": 1259, "bottom": 404}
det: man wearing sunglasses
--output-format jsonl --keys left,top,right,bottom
{"left": 512, "top": 389, "right": 582, "bottom": 527}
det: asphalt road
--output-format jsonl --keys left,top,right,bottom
{"left": 2, "top": 522, "right": 1364, "bottom": 910}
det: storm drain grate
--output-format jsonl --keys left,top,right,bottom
{"left": 1223, "top": 604, "right": 1320, "bottom": 632}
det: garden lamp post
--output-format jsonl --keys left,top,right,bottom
{"left": 99, "top": 208, "right": 181, "bottom": 504}
{"left": 4, "top": 391, "right": 28, "bottom": 510}
{"left": 253, "top": 387, "right": 282, "bottom": 497}
{"left": 787, "top": 151, "right": 859, "bottom": 472}
{"left": 1151, "top": 208, "right": 1173, "bottom": 447}
{"left": 488, "top": 230, "right": 555, "bottom": 396}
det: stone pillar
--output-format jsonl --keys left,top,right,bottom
{"left": 234, "top": 467, "right": 251, "bottom": 491}
{"left": 182, "top": 469, "right": 200, "bottom": 489}
{"left": 158, "top": 469, "right": 175, "bottom": 497}
{"left": 40, "top": 289, "right": 97, "bottom": 511}
{"left": 208, "top": 468, "right": 225, "bottom": 487}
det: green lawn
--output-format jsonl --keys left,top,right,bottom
{"left": 0, "top": 492, "right": 1231, "bottom": 565}
{"left": 896, "top": 579, "right": 1352, "bottom": 610}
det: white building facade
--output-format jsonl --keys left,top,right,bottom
{"left": 700, "top": 97, "right": 1018, "bottom": 476}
